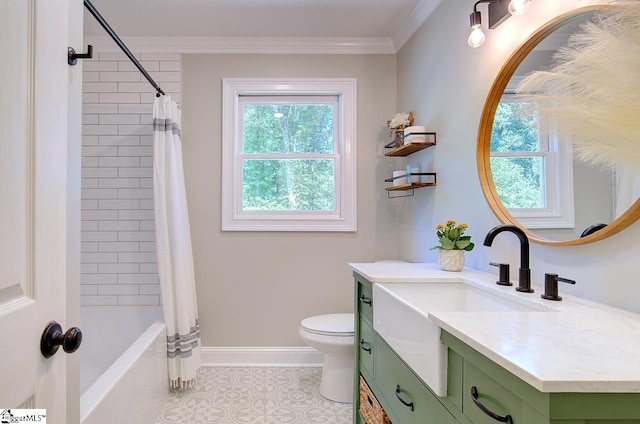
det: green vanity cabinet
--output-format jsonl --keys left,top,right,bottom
{"left": 353, "top": 272, "right": 640, "bottom": 424}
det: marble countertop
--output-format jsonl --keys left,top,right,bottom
{"left": 349, "top": 262, "right": 640, "bottom": 393}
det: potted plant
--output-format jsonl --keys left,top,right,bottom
{"left": 431, "top": 220, "right": 474, "bottom": 271}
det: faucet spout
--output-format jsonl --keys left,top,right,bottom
{"left": 483, "top": 224, "right": 533, "bottom": 293}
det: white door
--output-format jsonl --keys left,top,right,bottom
{"left": 0, "top": 0, "right": 80, "bottom": 421}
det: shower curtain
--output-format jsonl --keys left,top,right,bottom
{"left": 153, "top": 95, "right": 202, "bottom": 388}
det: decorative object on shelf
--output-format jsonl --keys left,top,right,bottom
{"left": 431, "top": 220, "right": 475, "bottom": 271}
{"left": 386, "top": 111, "right": 414, "bottom": 147}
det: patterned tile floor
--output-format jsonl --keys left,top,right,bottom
{"left": 155, "top": 367, "right": 353, "bottom": 424}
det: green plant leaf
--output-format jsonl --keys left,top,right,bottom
{"left": 439, "top": 237, "right": 455, "bottom": 249}
{"left": 463, "top": 242, "right": 475, "bottom": 251}
{"left": 455, "top": 239, "right": 470, "bottom": 250}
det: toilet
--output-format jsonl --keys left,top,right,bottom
{"left": 299, "top": 313, "right": 354, "bottom": 403}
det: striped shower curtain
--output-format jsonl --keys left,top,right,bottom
{"left": 153, "top": 94, "right": 202, "bottom": 388}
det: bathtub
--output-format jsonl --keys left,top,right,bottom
{"left": 80, "top": 306, "right": 169, "bottom": 424}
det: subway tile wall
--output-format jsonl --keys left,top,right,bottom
{"left": 81, "top": 52, "right": 182, "bottom": 306}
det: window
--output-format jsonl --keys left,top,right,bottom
{"left": 490, "top": 92, "right": 574, "bottom": 229}
{"left": 222, "top": 79, "right": 357, "bottom": 231}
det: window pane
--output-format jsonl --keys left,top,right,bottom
{"left": 490, "top": 156, "right": 544, "bottom": 208}
{"left": 243, "top": 104, "right": 334, "bottom": 154}
{"left": 491, "top": 101, "right": 540, "bottom": 153}
{"left": 242, "top": 159, "right": 335, "bottom": 211}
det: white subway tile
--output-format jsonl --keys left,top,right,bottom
{"left": 84, "top": 82, "right": 118, "bottom": 93}
{"left": 81, "top": 285, "right": 98, "bottom": 295}
{"left": 118, "top": 61, "right": 141, "bottom": 72}
{"left": 118, "top": 295, "right": 160, "bottom": 306}
{"left": 99, "top": 52, "right": 140, "bottom": 61}
{"left": 160, "top": 61, "right": 181, "bottom": 72}
{"left": 82, "top": 157, "right": 99, "bottom": 167}
{"left": 81, "top": 273, "right": 118, "bottom": 284}
{"left": 81, "top": 263, "right": 98, "bottom": 274}
{"left": 139, "top": 200, "right": 155, "bottom": 210}
{"left": 118, "top": 167, "right": 152, "bottom": 178}
{"left": 140, "top": 115, "right": 153, "bottom": 125}
{"left": 83, "top": 103, "right": 118, "bottom": 114}
{"left": 99, "top": 178, "right": 140, "bottom": 189}
{"left": 118, "top": 273, "right": 158, "bottom": 284}
{"left": 118, "top": 231, "right": 155, "bottom": 242}
{"left": 83, "top": 125, "right": 118, "bottom": 136}
{"left": 140, "top": 221, "right": 155, "bottom": 232}
{"left": 98, "top": 285, "right": 139, "bottom": 295}
{"left": 140, "top": 242, "right": 156, "bottom": 252}
{"left": 81, "top": 199, "right": 99, "bottom": 210}
{"left": 82, "top": 231, "right": 118, "bottom": 242}
{"left": 140, "top": 285, "right": 161, "bottom": 295}
{"left": 82, "top": 135, "right": 99, "bottom": 146}
{"left": 118, "top": 188, "right": 154, "bottom": 199}
{"left": 140, "top": 135, "right": 154, "bottom": 145}
{"left": 98, "top": 199, "right": 140, "bottom": 210}
{"left": 99, "top": 92, "right": 141, "bottom": 104}
{"left": 118, "top": 104, "right": 152, "bottom": 114}
{"left": 83, "top": 61, "right": 118, "bottom": 72}
{"left": 100, "top": 114, "right": 140, "bottom": 125}
{"left": 81, "top": 242, "right": 98, "bottom": 252}
{"left": 118, "top": 125, "right": 152, "bottom": 136}
{"left": 99, "top": 135, "right": 141, "bottom": 146}
{"left": 118, "top": 252, "right": 157, "bottom": 263}
{"left": 139, "top": 61, "right": 160, "bottom": 72}
{"left": 140, "top": 93, "right": 155, "bottom": 104}
{"left": 82, "top": 295, "right": 118, "bottom": 306}
{"left": 118, "top": 146, "right": 153, "bottom": 157}
{"left": 139, "top": 263, "right": 158, "bottom": 273}
{"left": 141, "top": 53, "right": 180, "bottom": 61}
{"left": 83, "top": 93, "right": 99, "bottom": 103}
{"left": 99, "top": 220, "right": 140, "bottom": 231}
{"left": 98, "top": 263, "right": 140, "bottom": 274}
{"left": 118, "top": 209, "right": 154, "bottom": 220}
{"left": 118, "top": 82, "right": 156, "bottom": 93}
{"left": 140, "top": 157, "right": 153, "bottom": 167}
{"left": 83, "top": 167, "right": 118, "bottom": 178}
{"left": 99, "top": 156, "right": 140, "bottom": 167}
{"left": 81, "top": 210, "right": 118, "bottom": 220}
{"left": 82, "top": 178, "right": 98, "bottom": 189}
{"left": 100, "top": 71, "right": 141, "bottom": 82}
{"left": 82, "top": 188, "right": 118, "bottom": 200}
{"left": 83, "top": 72, "right": 99, "bottom": 82}
{"left": 81, "top": 252, "right": 118, "bottom": 263}
{"left": 81, "top": 221, "right": 98, "bottom": 231}
{"left": 98, "top": 241, "right": 140, "bottom": 252}
{"left": 139, "top": 178, "right": 153, "bottom": 188}
{"left": 83, "top": 146, "right": 118, "bottom": 157}
{"left": 83, "top": 114, "right": 99, "bottom": 125}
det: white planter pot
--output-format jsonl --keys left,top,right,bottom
{"left": 438, "top": 249, "right": 465, "bottom": 272}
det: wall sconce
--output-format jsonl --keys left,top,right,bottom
{"left": 468, "top": 0, "right": 532, "bottom": 48}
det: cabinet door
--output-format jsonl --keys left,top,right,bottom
{"left": 359, "top": 317, "right": 375, "bottom": 377}
{"left": 357, "top": 278, "right": 374, "bottom": 322}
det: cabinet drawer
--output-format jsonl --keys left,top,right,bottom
{"left": 463, "top": 361, "right": 522, "bottom": 424}
{"left": 357, "top": 279, "right": 373, "bottom": 322}
{"left": 375, "top": 336, "right": 454, "bottom": 424}
{"left": 359, "top": 317, "right": 375, "bottom": 377}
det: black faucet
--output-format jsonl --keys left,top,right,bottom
{"left": 483, "top": 225, "right": 533, "bottom": 293}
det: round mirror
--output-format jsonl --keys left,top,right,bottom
{"left": 477, "top": 6, "right": 640, "bottom": 246}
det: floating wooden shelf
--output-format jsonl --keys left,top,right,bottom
{"left": 385, "top": 141, "right": 436, "bottom": 157}
{"left": 384, "top": 182, "right": 437, "bottom": 192}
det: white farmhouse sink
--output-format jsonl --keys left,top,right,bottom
{"left": 373, "top": 280, "right": 547, "bottom": 397}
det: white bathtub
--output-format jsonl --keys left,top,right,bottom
{"left": 80, "top": 306, "right": 169, "bottom": 424}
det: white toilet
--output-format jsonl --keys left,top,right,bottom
{"left": 299, "top": 313, "right": 354, "bottom": 403}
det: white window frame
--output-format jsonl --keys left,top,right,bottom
{"left": 221, "top": 78, "right": 357, "bottom": 232}
{"left": 493, "top": 91, "right": 575, "bottom": 229}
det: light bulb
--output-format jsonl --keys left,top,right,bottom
{"left": 468, "top": 27, "right": 486, "bottom": 48}
{"left": 508, "top": 0, "right": 531, "bottom": 16}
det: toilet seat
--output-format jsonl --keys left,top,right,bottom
{"left": 301, "top": 313, "right": 353, "bottom": 337}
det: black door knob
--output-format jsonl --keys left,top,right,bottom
{"left": 40, "top": 321, "right": 82, "bottom": 358}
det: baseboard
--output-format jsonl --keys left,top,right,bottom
{"left": 201, "top": 346, "right": 323, "bottom": 367}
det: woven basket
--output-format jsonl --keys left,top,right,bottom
{"left": 359, "top": 376, "right": 392, "bottom": 424}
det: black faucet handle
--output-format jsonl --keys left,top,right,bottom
{"left": 541, "top": 273, "right": 576, "bottom": 301}
{"left": 489, "top": 262, "right": 512, "bottom": 286}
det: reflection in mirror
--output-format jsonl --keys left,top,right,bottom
{"left": 477, "top": 6, "right": 640, "bottom": 246}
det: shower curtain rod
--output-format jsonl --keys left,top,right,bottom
{"left": 84, "top": 0, "right": 166, "bottom": 96}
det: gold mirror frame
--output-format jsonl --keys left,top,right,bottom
{"left": 477, "top": 6, "right": 640, "bottom": 246}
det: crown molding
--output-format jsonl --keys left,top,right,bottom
{"left": 83, "top": 36, "right": 397, "bottom": 54}
{"left": 392, "top": 0, "right": 443, "bottom": 51}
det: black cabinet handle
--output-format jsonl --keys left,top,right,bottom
{"left": 359, "top": 294, "right": 372, "bottom": 305}
{"left": 470, "top": 386, "right": 513, "bottom": 423}
{"left": 395, "top": 385, "right": 414, "bottom": 411}
{"left": 359, "top": 339, "right": 372, "bottom": 354}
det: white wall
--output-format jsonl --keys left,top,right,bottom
{"left": 80, "top": 52, "right": 181, "bottom": 307}
{"left": 396, "top": 0, "right": 640, "bottom": 314}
